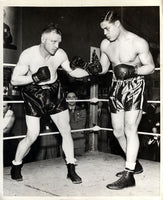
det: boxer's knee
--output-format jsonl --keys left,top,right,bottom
{"left": 124, "top": 122, "right": 137, "bottom": 138}
{"left": 113, "top": 126, "right": 125, "bottom": 139}
{"left": 25, "top": 129, "right": 40, "bottom": 145}
{"left": 60, "top": 125, "right": 71, "bottom": 138}
{"left": 25, "top": 115, "right": 40, "bottom": 144}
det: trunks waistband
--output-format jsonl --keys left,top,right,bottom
{"left": 112, "top": 75, "right": 144, "bottom": 82}
{"left": 28, "top": 80, "right": 59, "bottom": 89}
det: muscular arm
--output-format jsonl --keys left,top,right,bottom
{"left": 11, "top": 51, "right": 33, "bottom": 86}
{"left": 135, "top": 38, "right": 155, "bottom": 75}
{"left": 99, "top": 39, "right": 111, "bottom": 74}
{"left": 60, "top": 50, "right": 89, "bottom": 78}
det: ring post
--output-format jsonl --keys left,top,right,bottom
{"left": 88, "top": 77, "right": 98, "bottom": 151}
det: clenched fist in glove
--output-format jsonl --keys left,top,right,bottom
{"left": 86, "top": 60, "right": 102, "bottom": 75}
{"left": 70, "top": 56, "right": 102, "bottom": 75}
{"left": 70, "top": 56, "right": 88, "bottom": 70}
{"left": 32, "top": 66, "right": 50, "bottom": 83}
{"left": 114, "top": 64, "right": 137, "bottom": 80}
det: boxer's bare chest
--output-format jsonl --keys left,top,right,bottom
{"left": 106, "top": 39, "right": 140, "bottom": 66}
{"left": 29, "top": 55, "right": 59, "bottom": 73}
{"left": 28, "top": 47, "right": 60, "bottom": 74}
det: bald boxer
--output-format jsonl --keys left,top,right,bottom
{"left": 97, "top": 10, "right": 155, "bottom": 189}
{"left": 10, "top": 23, "right": 92, "bottom": 184}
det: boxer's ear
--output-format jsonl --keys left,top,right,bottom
{"left": 115, "top": 20, "right": 120, "bottom": 27}
{"left": 41, "top": 34, "right": 46, "bottom": 43}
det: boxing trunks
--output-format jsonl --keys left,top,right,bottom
{"left": 109, "top": 75, "right": 145, "bottom": 113}
{"left": 21, "top": 80, "right": 67, "bottom": 117}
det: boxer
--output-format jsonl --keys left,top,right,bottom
{"left": 96, "top": 10, "right": 155, "bottom": 189}
{"left": 10, "top": 23, "right": 96, "bottom": 184}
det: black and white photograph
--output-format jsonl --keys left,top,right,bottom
{"left": 1, "top": 0, "right": 162, "bottom": 199}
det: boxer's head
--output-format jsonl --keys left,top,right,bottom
{"left": 100, "top": 10, "right": 121, "bottom": 42}
{"left": 41, "top": 23, "right": 62, "bottom": 36}
{"left": 41, "top": 23, "right": 62, "bottom": 55}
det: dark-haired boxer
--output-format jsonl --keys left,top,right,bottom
{"left": 10, "top": 23, "right": 100, "bottom": 184}
{"left": 95, "top": 10, "right": 155, "bottom": 189}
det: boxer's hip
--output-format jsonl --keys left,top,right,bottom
{"left": 109, "top": 76, "right": 145, "bottom": 113}
{"left": 21, "top": 80, "right": 67, "bottom": 117}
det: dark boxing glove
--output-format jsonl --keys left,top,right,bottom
{"left": 85, "top": 60, "right": 102, "bottom": 75}
{"left": 70, "top": 56, "right": 88, "bottom": 70}
{"left": 114, "top": 64, "right": 137, "bottom": 80}
{"left": 32, "top": 66, "right": 50, "bottom": 83}
{"left": 70, "top": 55, "right": 102, "bottom": 75}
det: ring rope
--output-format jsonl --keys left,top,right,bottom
{"left": 66, "top": 99, "right": 160, "bottom": 104}
{"left": 3, "top": 126, "right": 160, "bottom": 140}
{"left": 3, "top": 63, "right": 16, "bottom": 67}
{"left": 3, "top": 128, "right": 93, "bottom": 140}
{"left": 3, "top": 63, "right": 161, "bottom": 71}
{"left": 4, "top": 99, "right": 160, "bottom": 104}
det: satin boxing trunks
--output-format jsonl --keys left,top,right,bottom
{"left": 109, "top": 76, "right": 145, "bottom": 113}
{"left": 21, "top": 80, "right": 67, "bottom": 117}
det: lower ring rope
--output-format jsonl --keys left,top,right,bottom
{"left": 100, "top": 127, "right": 160, "bottom": 136}
{"left": 3, "top": 126, "right": 160, "bottom": 140}
{"left": 3, "top": 128, "right": 93, "bottom": 140}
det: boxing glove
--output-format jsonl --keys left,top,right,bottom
{"left": 70, "top": 56, "right": 88, "bottom": 70}
{"left": 114, "top": 64, "right": 137, "bottom": 80}
{"left": 70, "top": 56, "right": 102, "bottom": 75}
{"left": 85, "top": 60, "right": 102, "bottom": 75}
{"left": 32, "top": 66, "right": 50, "bottom": 83}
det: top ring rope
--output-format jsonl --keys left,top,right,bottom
{"left": 3, "top": 63, "right": 160, "bottom": 71}
{"left": 3, "top": 63, "right": 17, "bottom": 67}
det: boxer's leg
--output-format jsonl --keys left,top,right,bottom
{"left": 106, "top": 110, "right": 142, "bottom": 189}
{"left": 125, "top": 110, "right": 143, "bottom": 165}
{"left": 11, "top": 115, "right": 40, "bottom": 181}
{"left": 51, "top": 110, "right": 74, "bottom": 163}
{"left": 116, "top": 109, "right": 143, "bottom": 177}
{"left": 124, "top": 110, "right": 143, "bottom": 174}
{"left": 51, "top": 110, "right": 82, "bottom": 184}
{"left": 111, "top": 111, "right": 126, "bottom": 153}
{"left": 14, "top": 115, "right": 40, "bottom": 162}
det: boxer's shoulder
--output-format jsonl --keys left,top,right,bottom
{"left": 55, "top": 48, "right": 67, "bottom": 56}
{"left": 129, "top": 32, "right": 148, "bottom": 48}
{"left": 100, "top": 38, "right": 110, "bottom": 51}
{"left": 21, "top": 45, "right": 39, "bottom": 57}
{"left": 101, "top": 38, "right": 110, "bottom": 46}
{"left": 54, "top": 48, "right": 68, "bottom": 62}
